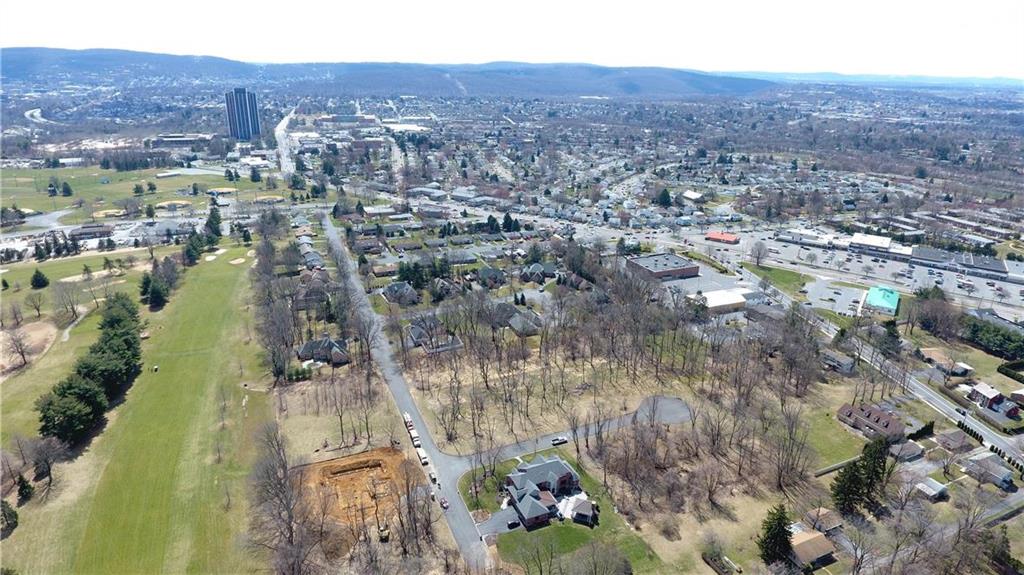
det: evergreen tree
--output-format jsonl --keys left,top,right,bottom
{"left": 133, "top": 183, "right": 145, "bottom": 195}
{"left": 859, "top": 439, "right": 888, "bottom": 499}
{"left": 656, "top": 188, "right": 672, "bottom": 207}
{"left": 204, "top": 206, "right": 223, "bottom": 239}
{"left": 831, "top": 461, "right": 864, "bottom": 514}
{"left": 1, "top": 499, "right": 17, "bottom": 534}
{"left": 502, "top": 213, "right": 514, "bottom": 232}
{"left": 16, "top": 474, "right": 34, "bottom": 502}
{"left": 756, "top": 504, "right": 792, "bottom": 565}
{"left": 148, "top": 279, "right": 169, "bottom": 308}
{"left": 61, "top": 182, "right": 74, "bottom": 196}
{"left": 36, "top": 393, "right": 95, "bottom": 444}
{"left": 139, "top": 272, "right": 152, "bottom": 297}
{"left": 242, "top": 228, "right": 252, "bottom": 244}
{"left": 30, "top": 269, "right": 49, "bottom": 289}
{"left": 145, "top": 204, "right": 155, "bottom": 220}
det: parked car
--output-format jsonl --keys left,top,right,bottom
{"left": 439, "top": 497, "right": 449, "bottom": 510}
{"left": 551, "top": 436, "right": 569, "bottom": 446}
{"left": 429, "top": 471, "right": 437, "bottom": 483}
{"left": 506, "top": 519, "right": 520, "bottom": 529}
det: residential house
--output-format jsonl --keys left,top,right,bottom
{"left": 889, "top": 441, "right": 925, "bottom": 462}
{"left": 406, "top": 315, "right": 464, "bottom": 354}
{"left": 381, "top": 282, "right": 421, "bottom": 306}
{"left": 508, "top": 309, "right": 543, "bottom": 337}
{"left": 964, "top": 452, "right": 1014, "bottom": 488}
{"left": 802, "top": 508, "right": 842, "bottom": 534}
{"left": 294, "top": 269, "right": 335, "bottom": 313}
{"left": 297, "top": 333, "right": 350, "bottom": 366}
{"left": 936, "top": 429, "right": 975, "bottom": 453}
{"left": 520, "top": 262, "right": 557, "bottom": 284}
{"left": 914, "top": 477, "right": 948, "bottom": 502}
{"left": 505, "top": 455, "right": 580, "bottom": 528}
{"left": 820, "top": 349, "right": 855, "bottom": 374}
{"left": 969, "top": 382, "right": 1006, "bottom": 410}
{"left": 837, "top": 403, "right": 905, "bottom": 442}
{"left": 476, "top": 267, "right": 506, "bottom": 289}
{"left": 790, "top": 528, "right": 835, "bottom": 569}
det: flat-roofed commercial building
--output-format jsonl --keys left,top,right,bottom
{"left": 864, "top": 285, "right": 900, "bottom": 316}
{"left": 626, "top": 253, "right": 699, "bottom": 281}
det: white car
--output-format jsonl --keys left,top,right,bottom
{"left": 551, "top": 436, "right": 569, "bottom": 446}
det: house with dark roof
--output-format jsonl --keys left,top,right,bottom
{"left": 837, "top": 403, "right": 905, "bottom": 442}
{"left": 294, "top": 269, "right": 335, "bottom": 313}
{"left": 297, "top": 333, "right": 350, "bottom": 366}
{"left": 505, "top": 455, "right": 580, "bottom": 528}
{"left": 382, "top": 281, "right": 421, "bottom": 306}
{"left": 475, "top": 266, "right": 506, "bottom": 288}
{"left": 406, "top": 315, "right": 463, "bottom": 354}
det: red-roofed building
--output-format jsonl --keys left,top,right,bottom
{"left": 705, "top": 231, "right": 740, "bottom": 244}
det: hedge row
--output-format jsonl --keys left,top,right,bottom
{"left": 36, "top": 294, "right": 142, "bottom": 444}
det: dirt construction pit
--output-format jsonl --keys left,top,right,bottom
{"left": 295, "top": 447, "right": 424, "bottom": 529}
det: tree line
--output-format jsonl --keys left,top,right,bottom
{"left": 36, "top": 293, "right": 142, "bottom": 444}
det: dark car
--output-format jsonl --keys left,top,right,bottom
{"left": 506, "top": 519, "right": 520, "bottom": 529}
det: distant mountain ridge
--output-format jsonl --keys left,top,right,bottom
{"left": 725, "top": 70, "right": 1024, "bottom": 89}
{"left": 0, "top": 47, "right": 773, "bottom": 98}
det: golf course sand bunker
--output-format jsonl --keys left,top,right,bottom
{"left": 204, "top": 255, "right": 217, "bottom": 262}
{"left": 60, "top": 269, "right": 119, "bottom": 282}
{"left": 214, "top": 248, "right": 227, "bottom": 255}
{"left": 229, "top": 258, "right": 245, "bottom": 265}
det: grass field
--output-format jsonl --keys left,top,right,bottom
{"left": 0, "top": 245, "right": 272, "bottom": 574}
{"left": 495, "top": 449, "right": 662, "bottom": 573}
{"left": 741, "top": 263, "right": 811, "bottom": 297}
{"left": 2, "top": 166, "right": 269, "bottom": 224}
{"left": 0, "top": 245, "right": 178, "bottom": 317}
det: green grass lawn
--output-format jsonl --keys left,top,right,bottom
{"left": 1, "top": 313, "right": 102, "bottom": 443}
{"left": 494, "top": 448, "right": 662, "bottom": 573}
{"left": 814, "top": 308, "right": 854, "bottom": 331}
{"left": 0, "top": 245, "right": 177, "bottom": 315}
{"left": 0, "top": 245, "right": 272, "bottom": 574}
{"left": 804, "top": 409, "right": 866, "bottom": 467}
{"left": 741, "top": 263, "right": 811, "bottom": 297}
{"left": 686, "top": 250, "right": 731, "bottom": 275}
{"left": 459, "top": 458, "right": 520, "bottom": 513}
{"left": 2, "top": 166, "right": 269, "bottom": 224}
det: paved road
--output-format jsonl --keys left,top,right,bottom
{"left": 321, "top": 213, "right": 491, "bottom": 569}
{"left": 744, "top": 266, "right": 1024, "bottom": 467}
{"left": 275, "top": 108, "right": 296, "bottom": 176}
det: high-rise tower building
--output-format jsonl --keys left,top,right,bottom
{"left": 225, "top": 88, "right": 261, "bottom": 141}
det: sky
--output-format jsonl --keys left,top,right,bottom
{"left": 3, "top": 0, "right": 1023, "bottom": 79}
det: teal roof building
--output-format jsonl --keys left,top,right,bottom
{"left": 865, "top": 285, "right": 900, "bottom": 316}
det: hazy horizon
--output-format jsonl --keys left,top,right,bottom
{"left": 3, "top": 0, "right": 1023, "bottom": 80}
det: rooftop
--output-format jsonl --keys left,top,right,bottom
{"left": 865, "top": 285, "right": 900, "bottom": 312}
{"left": 628, "top": 253, "right": 697, "bottom": 273}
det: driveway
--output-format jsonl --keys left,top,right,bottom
{"left": 476, "top": 506, "right": 520, "bottom": 536}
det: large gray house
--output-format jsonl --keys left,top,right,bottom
{"left": 505, "top": 455, "right": 580, "bottom": 528}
